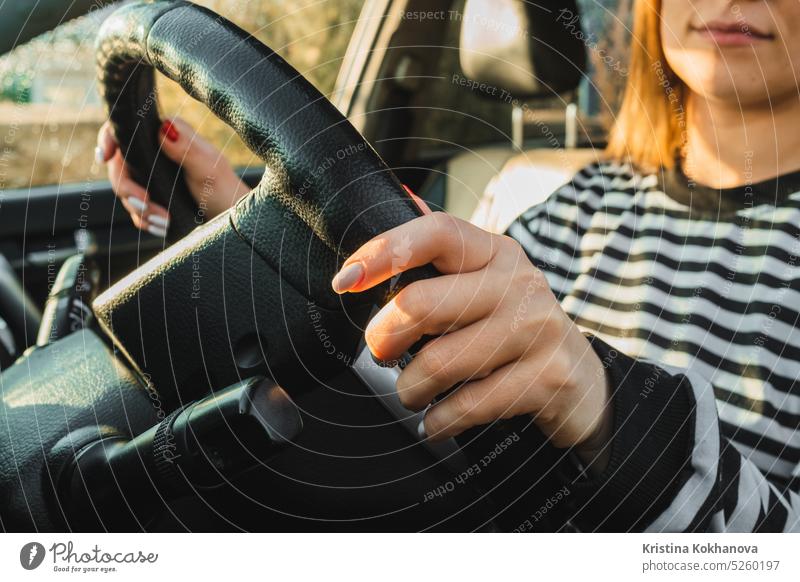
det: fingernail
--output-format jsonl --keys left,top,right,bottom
{"left": 94, "top": 145, "right": 105, "bottom": 164}
{"left": 148, "top": 214, "right": 170, "bottom": 229}
{"left": 403, "top": 184, "right": 432, "bottom": 214}
{"left": 417, "top": 418, "right": 428, "bottom": 440}
{"left": 331, "top": 262, "right": 364, "bottom": 293}
{"left": 147, "top": 224, "right": 168, "bottom": 238}
{"left": 128, "top": 197, "right": 147, "bottom": 214}
{"left": 160, "top": 120, "right": 179, "bottom": 142}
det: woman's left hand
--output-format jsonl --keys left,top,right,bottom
{"left": 331, "top": 211, "right": 613, "bottom": 469}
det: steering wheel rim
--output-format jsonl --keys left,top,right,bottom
{"left": 98, "top": 1, "right": 197, "bottom": 240}
{"left": 97, "top": 0, "right": 428, "bottom": 247}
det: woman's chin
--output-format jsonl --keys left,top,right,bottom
{"left": 683, "top": 72, "right": 770, "bottom": 108}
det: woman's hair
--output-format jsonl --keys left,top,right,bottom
{"left": 605, "top": 0, "right": 687, "bottom": 171}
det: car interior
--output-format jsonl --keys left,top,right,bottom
{"left": 0, "top": 0, "right": 627, "bottom": 531}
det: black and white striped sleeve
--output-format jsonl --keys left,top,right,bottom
{"left": 565, "top": 336, "right": 800, "bottom": 532}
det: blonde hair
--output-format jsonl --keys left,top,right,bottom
{"left": 605, "top": 0, "right": 687, "bottom": 171}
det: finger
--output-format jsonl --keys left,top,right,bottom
{"left": 120, "top": 200, "right": 146, "bottom": 230}
{"left": 157, "top": 116, "right": 212, "bottom": 167}
{"left": 106, "top": 148, "right": 131, "bottom": 193}
{"left": 364, "top": 268, "right": 506, "bottom": 361}
{"left": 158, "top": 117, "right": 191, "bottom": 158}
{"left": 163, "top": 116, "right": 195, "bottom": 137}
{"left": 119, "top": 183, "right": 170, "bottom": 230}
{"left": 118, "top": 188, "right": 149, "bottom": 229}
{"left": 119, "top": 195, "right": 171, "bottom": 236}
{"left": 396, "top": 318, "right": 527, "bottom": 412}
{"left": 159, "top": 116, "right": 232, "bottom": 181}
{"left": 116, "top": 175, "right": 149, "bottom": 209}
{"left": 95, "top": 121, "right": 118, "bottom": 164}
{"left": 142, "top": 205, "right": 171, "bottom": 237}
{"left": 422, "top": 362, "right": 538, "bottom": 441}
{"left": 108, "top": 153, "right": 169, "bottom": 225}
{"left": 107, "top": 150, "right": 147, "bottom": 202}
{"left": 131, "top": 196, "right": 170, "bottom": 228}
{"left": 331, "top": 212, "right": 502, "bottom": 294}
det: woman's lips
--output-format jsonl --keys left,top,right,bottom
{"left": 692, "top": 20, "right": 774, "bottom": 46}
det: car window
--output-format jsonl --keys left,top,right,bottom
{"left": 408, "top": 0, "right": 631, "bottom": 160}
{"left": 0, "top": 0, "right": 362, "bottom": 190}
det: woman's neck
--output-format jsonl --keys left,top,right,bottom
{"left": 683, "top": 93, "right": 800, "bottom": 189}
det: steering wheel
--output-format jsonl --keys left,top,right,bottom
{"left": 93, "top": 0, "right": 441, "bottom": 407}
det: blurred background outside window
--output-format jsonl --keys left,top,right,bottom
{"left": 0, "top": 0, "right": 631, "bottom": 190}
{"left": 0, "top": 0, "right": 362, "bottom": 189}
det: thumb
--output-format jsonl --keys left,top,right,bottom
{"left": 158, "top": 117, "right": 224, "bottom": 179}
{"left": 158, "top": 118, "right": 194, "bottom": 163}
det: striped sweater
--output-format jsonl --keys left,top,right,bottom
{"left": 507, "top": 160, "right": 800, "bottom": 532}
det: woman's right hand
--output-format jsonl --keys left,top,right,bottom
{"left": 96, "top": 117, "right": 250, "bottom": 237}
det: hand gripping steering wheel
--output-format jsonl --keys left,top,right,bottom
{"left": 93, "top": 0, "right": 437, "bottom": 407}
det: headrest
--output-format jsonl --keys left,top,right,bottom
{"left": 459, "top": 0, "right": 586, "bottom": 100}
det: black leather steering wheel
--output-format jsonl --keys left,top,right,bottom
{"left": 93, "top": 0, "right": 436, "bottom": 407}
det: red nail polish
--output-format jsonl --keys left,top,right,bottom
{"left": 403, "top": 183, "right": 432, "bottom": 214}
{"left": 161, "top": 120, "right": 179, "bottom": 142}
